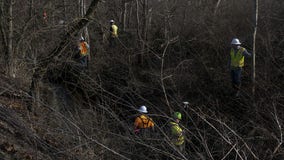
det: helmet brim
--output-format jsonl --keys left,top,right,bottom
{"left": 138, "top": 109, "right": 147, "bottom": 113}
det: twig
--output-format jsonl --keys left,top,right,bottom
{"left": 160, "top": 41, "right": 170, "bottom": 111}
{"left": 272, "top": 104, "right": 282, "bottom": 154}
{"left": 221, "top": 143, "right": 237, "bottom": 160}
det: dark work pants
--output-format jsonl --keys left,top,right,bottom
{"left": 109, "top": 37, "right": 117, "bottom": 48}
{"left": 231, "top": 67, "right": 242, "bottom": 90}
{"left": 80, "top": 56, "right": 88, "bottom": 68}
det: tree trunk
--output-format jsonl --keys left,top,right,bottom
{"left": 63, "top": 0, "right": 66, "bottom": 22}
{"left": 136, "top": 0, "right": 142, "bottom": 64}
{"left": 148, "top": 8, "right": 152, "bottom": 29}
{"left": 142, "top": 0, "right": 148, "bottom": 62}
{"left": 7, "top": 0, "right": 14, "bottom": 77}
{"left": 164, "top": 1, "right": 170, "bottom": 40}
{"left": 122, "top": 0, "right": 128, "bottom": 31}
{"left": 0, "top": 1, "right": 8, "bottom": 70}
{"left": 252, "top": 0, "right": 258, "bottom": 99}
{"left": 135, "top": 0, "right": 140, "bottom": 39}
{"left": 29, "top": 0, "right": 33, "bottom": 18}
{"left": 136, "top": 0, "right": 148, "bottom": 65}
{"left": 128, "top": 1, "right": 133, "bottom": 28}
{"left": 29, "top": 0, "right": 40, "bottom": 110}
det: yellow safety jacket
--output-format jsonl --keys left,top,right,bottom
{"left": 111, "top": 24, "right": 118, "bottom": 38}
{"left": 79, "top": 42, "right": 88, "bottom": 56}
{"left": 170, "top": 122, "right": 185, "bottom": 146}
{"left": 230, "top": 47, "right": 245, "bottom": 68}
{"left": 134, "top": 114, "right": 154, "bottom": 129}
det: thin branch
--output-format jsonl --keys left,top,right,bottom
{"left": 221, "top": 143, "right": 237, "bottom": 160}
{"left": 273, "top": 104, "right": 283, "bottom": 154}
{"left": 160, "top": 41, "right": 170, "bottom": 111}
{"left": 214, "top": 0, "right": 222, "bottom": 15}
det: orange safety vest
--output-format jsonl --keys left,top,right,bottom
{"left": 80, "top": 42, "right": 88, "bottom": 56}
{"left": 134, "top": 114, "right": 154, "bottom": 129}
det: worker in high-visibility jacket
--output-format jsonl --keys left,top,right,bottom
{"left": 109, "top": 19, "right": 118, "bottom": 48}
{"left": 134, "top": 105, "right": 154, "bottom": 136}
{"left": 169, "top": 112, "right": 185, "bottom": 151}
{"left": 78, "top": 37, "right": 89, "bottom": 67}
{"left": 229, "top": 38, "right": 251, "bottom": 97}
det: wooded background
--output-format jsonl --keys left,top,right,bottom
{"left": 0, "top": 0, "right": 283, "bottom": 159}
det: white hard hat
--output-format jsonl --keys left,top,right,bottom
{"left": 137, "top": 105, "right": 148, "bottom": 113}
{"left": 231, "top": 38, "right": 241, "bottom": 45}
{"left": 183, "top": 101, "right": 189, "bottom": 105}
{"left": 80, "top": 37, "right": 85, "bottom": 41}
{"left": 183, "top": 101, "right": 189, "bottom": 109}
{"left": 110, "top": 19, "right": 114, "bottom": 23}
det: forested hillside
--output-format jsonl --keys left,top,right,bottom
{"left": 0, "top": 0, "right": 283, "bottom": 159}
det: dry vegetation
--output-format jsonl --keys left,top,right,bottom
{"left": 0, "top": 0, "right": 283, "bottom": 159}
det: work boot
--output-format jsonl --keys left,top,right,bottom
{"left": 231, "top": 84, "right": 237, "bottom": 96}
{"left": 235, "top": 84, "right": 241, "bottom": 97}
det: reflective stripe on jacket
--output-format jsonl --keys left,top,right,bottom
{"left": 134, "top": 114, "right": 154, "bottom": 129}
{"left": 230, "top": 47, "right": 245, "bottom": 68}
{"left": 170, "top": 122, "right": 184, "bottom": 146}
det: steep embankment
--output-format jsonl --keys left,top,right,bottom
{"left": 0, "top": 75, "right": 70, "bottom": 160}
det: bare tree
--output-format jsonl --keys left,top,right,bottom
{"left": 122, "top": 0, "right": 126, "bottom": 31}
{"left": 0, "top": 0, "right": 14, "bottom": 77}
{"left": 252, "top": 0, "right": 258, "bottom": 99}
{"left": 0, "top": 1, "right": 7, "bottom": 71}
{"left": 7, "top": 0, "right": 14, "bottom": 77}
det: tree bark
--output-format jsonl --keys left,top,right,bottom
{"left": 136, "top": 0, "right": 142, "bottom": 64}
{"left": 63, "top": 0, "right": 66, "bottom": 22}
{"left": 0, "top": 1, "right": 8, "bottom": 69}
{"left": 7, "top": 0, "right": 14, "bottom": 77}
{"left": 135, "top": 0, "right": 140, "bottom": 39}
{"left": 252, "top": 0, "right": 258, "bottom": 100}
{"left": 128, "top": 1, "right": 133, "bottom": 28}
{"left": 122, "top": 0, "right": 128, "bottom": 31}
{"left": 142, "top": 0, "right": 148, "bottom": 63}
